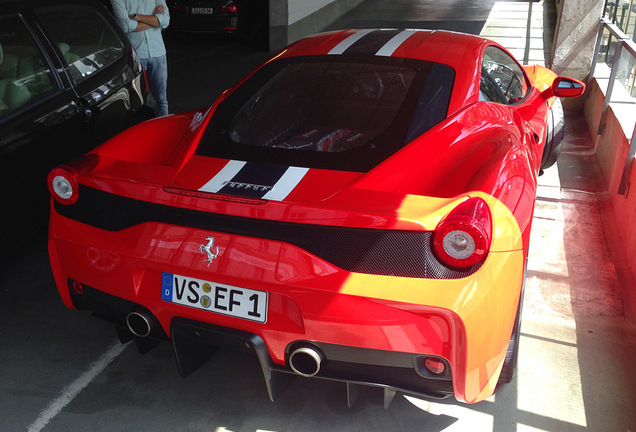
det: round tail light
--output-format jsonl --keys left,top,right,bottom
{"left": 47, "top": 155, "right": 98, "bottom": 206}
{"left": 48, "top": 167, "right": 79, "bottom": 205}
{"left": 432, "top": 197, "right": 492, "bottom": 269}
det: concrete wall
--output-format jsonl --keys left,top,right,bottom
{"left": 584, "top": 79, "right": 636, "bottom": 303}
{"left": 549, "top": 0, "right": 604, "bottom": 111}
{"left": 269, "top": 0, "right": 363, "bottom": 51}
{"left": 550, "top": 0, "right": 604, "bottom": 79}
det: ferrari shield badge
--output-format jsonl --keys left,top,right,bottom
{"left": 199, "top": 236, "right": 219, "bottom": 266}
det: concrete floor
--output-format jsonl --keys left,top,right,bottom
{"left": 1, "top": 1, "right": 636, "bottom": 431}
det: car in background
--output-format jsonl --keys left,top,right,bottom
{"left": 169, "top": 0, "right": 239, "bottom": 34}
{"left": 0, "top": 0, "right": 152, "bottom": 258}
{"left": 168, "top": 0, "right": 268, "bottom": 48}
{"left": 47, "top": 29, "right": 585, "bottom": 405}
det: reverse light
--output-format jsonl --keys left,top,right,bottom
{"left": 432, "top": 197, "right": 492, "bottom": 269}
{"left": 424, "top": 357, "right": 446, "bottom": 375}
{"left": 72, "top": 280, "right": 84, "bottom": 295}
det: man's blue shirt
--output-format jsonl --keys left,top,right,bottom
{"left": 110, "top": 0, "right": 170, "bottom": 58}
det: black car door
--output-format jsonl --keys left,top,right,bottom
{"left": 0, "top": 9, "right": 89, "bottom": 257}
{"left": 34, "top": 2, "right": 145, "bottom": 146}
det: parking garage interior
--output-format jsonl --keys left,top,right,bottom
{"left": 2, "top": 0, "right": 636, "bottom": 431}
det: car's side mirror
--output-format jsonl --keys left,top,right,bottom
{"left": 551, "top": 77, "right": 586, "bottom": 98}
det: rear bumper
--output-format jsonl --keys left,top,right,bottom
{"left": 173, "top": 318, "right": 455, "bottom": 405}
{"left": 49, "top": 203, "right": 524, "bottom": 404}
{"left": 63, "top": 277, "right": 455, "bottom": 404}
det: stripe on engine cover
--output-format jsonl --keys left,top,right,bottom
{"left": 375, "top": 30, "right": 419, "bottom": 56}
{"left": 328, "top": 29, "right": 375, "bottom": 54}
{"left": 329, "top": 29, "right": 414, "bottom": 56}
{"left": 198, "top": 160, "right": 308, "bottom": 200}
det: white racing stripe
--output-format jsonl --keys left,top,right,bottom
{"left": 199, "top": 160, "right": 247, "bottom": 193}
{"left": 262, "top": 166, "right": 309, "bottom": 201}
{"left": 375, "top": 29, "right": 419, "bottom": 56}
{"left": 27, "top": 341, "right": 128, "bottom": 432}
{"left": 328, "top": 29, "right": 375, "bottom": 55}
{"left": 198, "top": 160, "right": 308, "bottom": 201}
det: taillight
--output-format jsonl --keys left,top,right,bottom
{"left": 432, "top": 197, "right": 492, "bottom": 269}
{"left": 220, "top": 1, "right": 238, "bottom": 13}
{"left": 47, "top": 154, "right": 98, "bottom": 205}
{"left": 48, "top": 167, "right": 79, "bottom": 205}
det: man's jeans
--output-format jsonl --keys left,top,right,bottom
{"left": 141, "top": 55, "right": 169, "bottom": 117}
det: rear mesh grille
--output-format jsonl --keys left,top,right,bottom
{"left": 55, "top": 185, "right": 482, "bottom": 279}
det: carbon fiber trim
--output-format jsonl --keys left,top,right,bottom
{"left": 321, "top": 360, "right": 453, "bottom": 395}
{"left": 54, "top": 185, "right": 483, "bottom": 279}
{"left": 172, "top": 318, "right": 454, "bottom": 401}
{"left": 287, "top": 340, "right": 454, "bottom": 396}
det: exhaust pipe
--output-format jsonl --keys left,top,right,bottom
{"left": 289, "top": 346, "right": 324, "bottom": 377}
{"left": 126, "top": 310, "right": 155, "bottom": 338}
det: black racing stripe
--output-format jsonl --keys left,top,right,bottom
{"left": 342, "top": 29, "right": 403, "bottom": 55}
{"left": 218, "top": 162, "right": 289, "bottom": 198}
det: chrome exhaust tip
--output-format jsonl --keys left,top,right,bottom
{"left": 126, "top": 310, "right": 154, "bottom": 338}
{"left": 289, "top": 346, "right": 324, "bottom": 377}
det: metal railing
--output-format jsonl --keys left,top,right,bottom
{"left": 590, "top": 2, "right": 636, "bottom": 195}
{"left": 605, "top": 0, "right": 636, "bottom": 41}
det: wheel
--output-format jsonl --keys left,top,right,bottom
{"left": 540, "top": 97, "right": 565, "bottom": 172}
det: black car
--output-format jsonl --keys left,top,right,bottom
{"left": 170, "top": 0, "right": 239, "bottom": 34}
{"left": 168, "top": 0, "right": 268, "bottom": 47}
{"left": 0, "top": 0, "right": 152, "bottom": 257}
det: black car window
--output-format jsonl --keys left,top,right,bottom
{"left": 480, "top": 46, "right": 528, "bottom": 104}
{"left": 35, "top": 5, "right": 124, "bottom": 83}
{"left": 0, "top": 14, "right": 57, "bottom": 118}
{"left": 198, "top": 56, "right": 455, "bottom": 172}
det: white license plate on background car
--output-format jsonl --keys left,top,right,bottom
{"left": 191, "top": 7, "right": 214, "bottom": 14}
{"left": 161, "top": 272, "right": 268, "bottom": 323}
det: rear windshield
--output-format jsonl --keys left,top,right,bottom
{"left": 197, "top": 56, "right": 454, "bottom": 172}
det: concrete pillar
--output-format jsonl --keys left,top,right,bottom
{"left": 269, "top": 1, "right": 290, "bottom": 51}
{"left": 550, "top": 0, "right": 604, "bottom": 80}
{"left": 268, "top": 0, "right": 363, "bottom": 51}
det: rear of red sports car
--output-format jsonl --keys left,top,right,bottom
{"left": 47, "top": 29, "right": 583, "bottom": 405}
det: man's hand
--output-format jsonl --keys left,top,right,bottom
{"left": 132, "top": 5, "right": 164, "bottom": 30}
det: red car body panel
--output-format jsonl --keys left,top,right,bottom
{"left": 48, "top": 29, "right": 584, "bottom": 404}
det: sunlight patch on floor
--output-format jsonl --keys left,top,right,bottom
{"left": 405, "top": 396, "right": 494, "bottom": 431}
{"left": 517, "top": 320, "right": 587, "bottom": 428}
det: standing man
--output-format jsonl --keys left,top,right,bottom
{"left": 111, "top": 0, "right": 170, "bottom": 116}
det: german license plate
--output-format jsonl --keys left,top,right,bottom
{"left": 191, "top": 7, "right": 213, "bottom": 14}
{"left": 161, "top": 272, "right": 267, "bottom": 323}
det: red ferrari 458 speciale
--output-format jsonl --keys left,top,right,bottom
{"left": 48, "top": 29, "right": 585, "bottom": 405}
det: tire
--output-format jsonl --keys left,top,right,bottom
{"left": 497, "top": 266, "right": 526, "bottom": 385}
{"left": 540, "top": 97, "right": 565, "bottom": 172}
